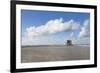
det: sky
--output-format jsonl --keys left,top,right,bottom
{"left": 21, "top": 10, "right": 90, "bottom": 45}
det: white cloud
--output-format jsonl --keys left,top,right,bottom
{"left": 22, "top": 35, "right": 65, "bottom": 46}
{"left": 83, "top": 19, "right": 90, "bottom": 29}
{"left": 79, "top": 19, "right": 90, "bottom": 38}
{"left": 25, "top": 18, "right": 80, "bottom": 38}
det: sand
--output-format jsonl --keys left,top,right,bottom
{"left": 21, "top": 45, "right": 90, "bottom": 63}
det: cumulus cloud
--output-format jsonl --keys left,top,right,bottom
{"left": 79, "top": 19, "right": 90, "bottom": 38}
{"left": 25, "top": 18, "right": 80, "bottom": 38}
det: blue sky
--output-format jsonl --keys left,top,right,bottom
{"left": 21, "top": 10, "right": 90, "bottom": 45}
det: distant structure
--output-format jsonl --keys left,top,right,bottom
{"left": 66, "top": 40, "right": 73, "bottom": 46}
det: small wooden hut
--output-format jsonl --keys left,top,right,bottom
{"left": 66, "top": 40, "right": 72, "bottom": 46}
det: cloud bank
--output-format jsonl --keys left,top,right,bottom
{"left": 79, "top": 20, "right": 90, "bottom": 38}
{"left": 25, "top": 18, "right": 80, "bottom": 38}
{"left": 22, "top": 18, "right": 90, "bottom": 45}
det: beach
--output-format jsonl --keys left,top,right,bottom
{"left": 21, "top": 45, "right": 90, "bottom": 63}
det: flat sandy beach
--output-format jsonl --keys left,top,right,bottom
{"left": 21, "top": 45, "right": 90, "bottom": 63}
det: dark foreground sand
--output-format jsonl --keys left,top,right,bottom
{"left": 21, "top": 45, "right": 90, "bottom": 63}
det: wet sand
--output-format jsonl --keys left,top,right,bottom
{"left": 21, "top": 45, "right": 90, "bottom": 63}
